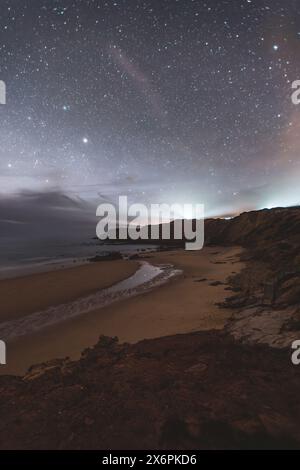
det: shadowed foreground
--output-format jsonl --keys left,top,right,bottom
{"left": 0, "top": 332, "right": 299, "bottom": 450}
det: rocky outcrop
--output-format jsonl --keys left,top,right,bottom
{"left": 0, "top": 334, "right": 300, "bottom": 450}
{"left": 89, "top": 252, "right": 122, "bottom": 262}
{"left": 211, "top": 207, "right": 300, "bottom": 348}
{"left": 206, "top": 206, "right": 300, "bottom": 273}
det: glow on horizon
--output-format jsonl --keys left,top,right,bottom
{"left": 260, "top": 195, "right": 300, "bottom": 210}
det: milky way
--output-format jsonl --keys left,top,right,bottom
{"left": 1, "top": 0, "right": 300, "bottom": 216}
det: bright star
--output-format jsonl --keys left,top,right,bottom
{"left": 82, "top": 137, "right": 88, "bottom": 144}
{"left": 273, "top": 44, "right": 279, "bottom": 51}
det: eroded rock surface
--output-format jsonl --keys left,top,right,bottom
{"left": 0, "top": 333, "right": 299, "bottom": 450}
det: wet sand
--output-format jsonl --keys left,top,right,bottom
{"left": 0, "top": 246, "right": 243, "bottom": 375}
{"left": 0, "top": 260, "right": 139, "bottom": 322}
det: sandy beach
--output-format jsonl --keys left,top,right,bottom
{"left": 0, "top": 246, "right": 243, "bottom": 375}
{"left": 0, "top": 259, "right": 139, "bottom": 322}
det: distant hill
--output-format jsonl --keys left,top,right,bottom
{"left": 108, "top": 206, "right": 300, "bottom": 271}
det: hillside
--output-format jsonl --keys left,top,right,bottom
{"left": 0, "top": 334, "right": 300, "bottom": 450}
{"left": 205, "top": 206, "right": 300, "bottom": 270}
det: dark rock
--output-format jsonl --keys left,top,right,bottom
{"left": 89, "top": 252, "right": 122, "bottom": 262}
{"left": 1, "top": 332, "right": 300, "bottom": 449}
{"left": 209, "top": 281, "right": 224, "bottom": 286}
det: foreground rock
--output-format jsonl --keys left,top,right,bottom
{"left": 0, "top": 333, "right": 299, "bottom": 450}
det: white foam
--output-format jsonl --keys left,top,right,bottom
{"left": 0, "top": 262, "right": 181, "bottom": 340}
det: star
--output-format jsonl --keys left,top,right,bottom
{"left": 0, "top": 0, "right": 298, "bottom": 215}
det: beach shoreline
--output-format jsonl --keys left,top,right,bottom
{"left": 0, "top": 246, "right": 244, "bottom": 376}
{"left": 0, "top": 258, "right": 139, "bottom": 323}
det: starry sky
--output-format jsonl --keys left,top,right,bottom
{"left": 1, "top": 0, "right": 300, "bottom": 217}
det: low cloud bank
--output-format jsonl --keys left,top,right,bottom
{"left": 0, "top": 190, "right": 97, "bottom": 240}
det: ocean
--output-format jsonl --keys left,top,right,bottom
{"left": 0, "top": 237, "right": 157, "bottom": 280}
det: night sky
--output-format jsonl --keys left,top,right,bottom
{"left": 1, "top": 0, "right": 300, "bottom": 217}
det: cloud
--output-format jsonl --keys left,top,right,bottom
{"left": 0, "top": 190, "right": 97, "bottom": 240}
